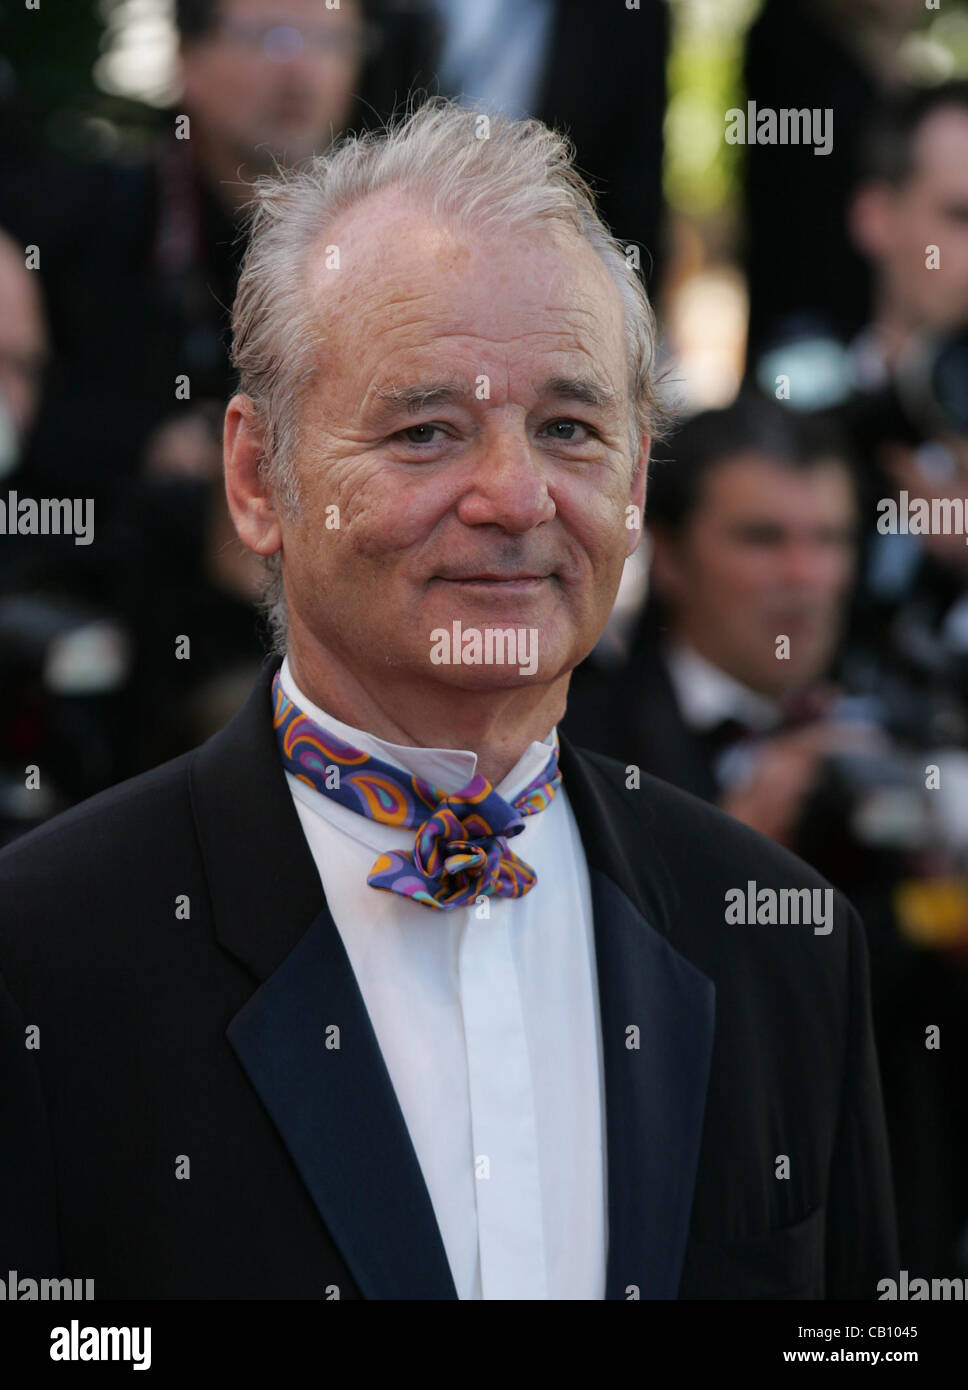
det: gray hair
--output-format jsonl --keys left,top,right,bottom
{"left": 230, "top": 96, "right": 666, "bottom": 653}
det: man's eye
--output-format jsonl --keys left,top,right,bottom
{"left": 542, "top": 419, "right": 593, "bottom": 441}
{"left": 399, "top": 423, "right": 444, "bottom": 446}
{"left": 394, "top": 419, "right": 595, "bottom": 448}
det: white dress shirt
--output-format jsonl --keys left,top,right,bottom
{"left": 277, "top": 656, "right": 608, "bottom": 1300}
{"left": 665, "top": 641, "right": 780, "bottom": 736}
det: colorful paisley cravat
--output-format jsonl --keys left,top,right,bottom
{"left": 272, "top": 671, "right": 561, "bottom": 911}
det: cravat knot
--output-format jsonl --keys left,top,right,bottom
{"left": 272, "top": 671, "right": 559, "bottom": 911}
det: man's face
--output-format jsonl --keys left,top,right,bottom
{"left": 270, "top": 190, "right": 645, "bottom": 691}
{"left": 857, "top": 106, "right": 968, "bottom": 332}
{"left": 179, "top": 0, "right": 363, "bottom": 168}
{"left": 652, "top": 455, "right": 857, "bottom": 696}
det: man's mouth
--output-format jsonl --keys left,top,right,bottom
{"left": 436, "top": 570, "right": 551, "bottom": 582}
{"left": 435, "top": 574, "right": 551, "bottom": 592}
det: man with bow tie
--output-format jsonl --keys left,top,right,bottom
{"left": 0, "top": 98, "right": 897, "bottom": 1301}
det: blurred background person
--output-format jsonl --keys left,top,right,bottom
{"left": 564, "top": 396, "right": 862, "bottom": 832}
{"left": 746, "top": 78, "right": 968, "bottom": 419}
{"left": 847, "top": 80, "right": 968, "bottom": 390}
{"left": 0, "top": 225, "right": 132, "bottom": 843}
{"left": 843, "top": 342, "right": 968, "bottom": 723}
{"left": 0, "top": 0, "right": 371, "bottom": 516}
{"left": 420, "top": 0, "right": 669, "bottom": 290}
{"left": 0, "top": 0, "right": 379, "bottom": 786}
{"left": 0, "top": 227, "right": 53, "bottom": 841}
{"left": 832, "top": 84, "right": 968, "bottom": 747}
{"left": 743, "top": 0, "right": 931, "bottom": 364}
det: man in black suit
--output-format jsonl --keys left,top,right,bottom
{"left": 565, "top": 397, "right": 864, "bottom": 834}
{"left": 0, "top": 101, "right": 896, "bottom": 1300}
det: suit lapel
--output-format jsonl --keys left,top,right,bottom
{"left": 191, "top": 657, "right": 457, "bottom": 1299}
{"left": 225, "top": 908, "right": 458, "bottom": 1299}
{"left": 557, "top": 734, "right": 717, "bottom": 1299}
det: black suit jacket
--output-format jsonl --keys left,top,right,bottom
{"left": 0, "top": 657, "right": 897, "bottom": 1299}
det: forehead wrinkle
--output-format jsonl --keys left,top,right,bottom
{"left": 357, "top": 298, "right": 606, "bottom": 341}
{"left": 363, "top": 371, "right": 624, "bottom": 429}
{"left": 364, "top": 328, "right": 610, "bottom": 381}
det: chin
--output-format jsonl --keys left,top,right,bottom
{"left": 433, "top": 671, "right": 545, "bottom": 694}
{"left": 421, "top": 612, "right": 583, "bottom": 687}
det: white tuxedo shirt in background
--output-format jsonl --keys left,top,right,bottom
{"left": 278, "top": 656, "right": 607, "bottom": 1300}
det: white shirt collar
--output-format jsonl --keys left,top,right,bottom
{"left": 665, "top": 641, "right": 780, "bottom": 734}
{"left": 278, "top": 654, "right": 557, "bottom": 803}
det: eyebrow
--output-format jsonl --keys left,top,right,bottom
{"left": 370, "top": 374, "right": 619, "bottom": 417}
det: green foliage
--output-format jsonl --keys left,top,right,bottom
{"left": 664, "top": 0, "right": 762, "bottom": 217}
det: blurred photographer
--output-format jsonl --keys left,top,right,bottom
{"left": 750, "top": 80, "right": 968, "bottom": 416}
{"left": 845, "top": 326, "right": 968, "bottom": 713}
{"left": 0, "top": 227, "right": 132, "bottom": 840}
{"left": 0, "top": 0, "right": 371, "bottom": 523}
{"left": 567, "top": 396, "right": 863, "bottom": 847}
{"left": 848, "top": 81, "right": 968, "bottom": 387}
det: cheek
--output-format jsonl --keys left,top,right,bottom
{"left": 556, "top": 480, "right": 629, "bottom": 554}
{"left": 706, "top": 553, "right": 770, "bottom": 614}
{"left": 208, "top": 59, "right": 255, "bottom": 105}
{"left": 314, "top": 476, "right": 441, "bottom": 569}
{"left": 314, "top": 60, "right": 355, "bottom": 103}
{"left": 829, "top": 556, "right": 856, "bottom": 595}
{"left": 354, "top": 486, "right": 438, "bottom": 559}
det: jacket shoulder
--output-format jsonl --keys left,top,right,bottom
{"left": 572, "top": 745, "right": 838, "bottom": 893}
{"left": 0, "top": 751, "right": 196, "bottom": 880}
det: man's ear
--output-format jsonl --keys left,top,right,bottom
{"left": 847, "top": 181, "right": 894, "bottom": 260}
{"left": 626, "top": 432, "right": 650, "bottom": 558}
{"left": 647, "top": 522, "right": 685, "bottom": 603}
{"left": 223, "top": 394, "right": 283, "bottom": 557}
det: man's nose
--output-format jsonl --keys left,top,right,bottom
{"left": 455, "top": 431, "right": 556, "bottom": 533}
{"left": 780, "top": 538, "right": 841, "bottom": 591}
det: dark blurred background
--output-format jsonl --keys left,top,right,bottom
{"left": 2, "top": 0, "right": 968, "bottom": 1281}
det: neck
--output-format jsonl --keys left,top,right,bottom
{"left": 286, "top": 639, "right": 568, "bottom": 786}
